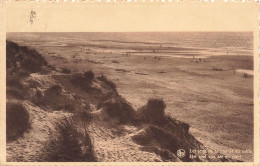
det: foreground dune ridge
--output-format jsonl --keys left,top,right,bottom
{"left": 6, "top": 40, "right": 236, "bottom": 162}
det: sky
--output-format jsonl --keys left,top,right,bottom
{"left": 4, "top": 2, "right": 258, "bottom": 32}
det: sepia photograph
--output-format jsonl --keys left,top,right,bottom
{"left": 6, "top": 32, "right": 254, "bottom": 162}
{"left": 1, "top": 2, "right": 258, "bottom": 165}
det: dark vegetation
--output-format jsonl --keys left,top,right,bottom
{"left": 136, "top": 98, "right": 166, "bottom": 124}
{"left": 6, "top": 75, "right": 25, "bottom": 100}
{"left": 43, "top": 118, "right": 97, "bottom": 162}
{"left": 6, "top": 89, "right": 25, "bottom": 100}
{"left": 131, "top": 99, "right": 204, "bottom": 162}
{"left": 6, "top": 103, "right": 30, "bottom": 141}
{"left": 97, "top": 74, "right": 116, "bottom": 89}
{"left": 7, "top": 76, "right": 24, "bottom": 89}
{"left": 6, "top": 40, "right": 48, "bottom": 74}
{"left": 98, "top": 93, "right": 135, "bottom": 123}
{"left": 70, "top": 70, "right": 95, "bottom": 90}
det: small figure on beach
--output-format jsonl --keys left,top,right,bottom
{"left": 244, "top": 73, "right": 248, "bottom": 78}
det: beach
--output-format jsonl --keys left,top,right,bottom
{"left": 7, "top": 32, "right": 254, "bottom": 161}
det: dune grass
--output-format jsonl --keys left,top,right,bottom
{"left": 44, "top": 117, "right": 97, "bottom": 162}
{"left": 136, "top": 98, "right": 166, "bottom": 124}
{"left": 6, "top": 40, "right": 47, "bottom": 73}
{"left": 97, "top": 74, "right": 116, "bottom": 90}
{"left": 98, "top": 94, "right": 135, "bottom": 123}
{"left": 70, "top": 70, "right": 95, "bottom": 90}
{"left": 6, "top": 103, "right": 30, "bottom": 142}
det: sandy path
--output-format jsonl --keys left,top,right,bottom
{"left": 87, "top": 114, "right": 162, "bottom": 162}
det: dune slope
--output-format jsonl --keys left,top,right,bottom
{"left": 6, "top": 41, "right": 233, "bottom": 162}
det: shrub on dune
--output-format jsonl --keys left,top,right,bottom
{"left": 136, "top": 98, "right": 166, "bottom": 124}
{"left": 17, "top": 70, "right": 31, "bottom": 77}
{"left": 97, "top": 74, "right": 116, "bottom": 90}
{"left": 21, "top": 58, "right": 44, "bottom": 73}
{"left": 6, "top": 89, "right": 24, "bottom": 100}
{"left": 70, "top": 70, "right": 95, "bottom": 90}
{"left": 84, "top": 70, "right": 94, "bottom": 81}
{"left": 98, "top": 95, "right": 135, "bottom": 123}
{"left": 6, "top": 103, "right": 30, "bottom": 141}
{"left": 7, "top": 77, "right": 24, "bottom": 89}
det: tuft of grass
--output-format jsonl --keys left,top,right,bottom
{"left": 44, "top": 118, "right": 97, "bottom": 162}
{"left": 98, "top": 95, "right": 135, "bottom": 123}
{"left": 17, "top": 70, "right": 31, "bottom": 77}
{"left": 6, "top": 103, "right": 30, "bottom": 141}
{"left": 136, "top": 98, "right": 166, "bottom": 124}
{"left": 7, "top": 77, "right": 24, "bottom": 89}
{"left": 6, "top": 89, "right": 24, "bottom": 100}
{"left": 97, "top": 74, "right": 116, "bottom": 90}
{"left": 84, "top": 70, "right": 95, "bottom": 81}
{"left": 70, "top": 70, "right": 95, "bottom": 90}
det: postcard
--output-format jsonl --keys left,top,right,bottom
{"left": 0, "top": 1, "right": 259, "bottom": 165}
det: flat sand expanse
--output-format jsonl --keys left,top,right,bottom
{"left": 7, "top": 33, "right": 254, "bottom": 161}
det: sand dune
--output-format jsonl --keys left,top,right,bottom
{"left": 6, "top": 31, "right": 254, "bottom": 162}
